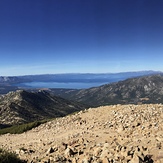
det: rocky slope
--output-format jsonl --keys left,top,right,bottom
{"left": 51, "top": 74, "right": 163, "bottom": 106}
{"left": 0, "top": 90, "right": 86, "bottom": 126}
{"left": 0, "top": 104, "right": 163, "bottom": 162}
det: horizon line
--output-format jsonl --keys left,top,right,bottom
{"left": 1, "top": 70, "right": 162, "bottom": 77}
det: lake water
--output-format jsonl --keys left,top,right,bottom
{"left": 18, "top": 82, "right": 108, "bottom": 89}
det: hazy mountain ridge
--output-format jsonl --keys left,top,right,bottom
{"left": 50, "top": 74, "right": 163, "bottom": 106}
{"left": 0, "top": 71, "right": 161, "bottom": 83}
{"left": 0, "top": 71, "right": 161, "bottom": 94}
{"left": 0, "top": 90, "right": 86, "bottom": 126}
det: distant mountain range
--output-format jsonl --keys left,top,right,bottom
{"left": 50, "top": 74, "right": 163, "bottom": 106}
{"left": 0, "top": 71, "right": 162, "bottom": 94}
{"left": 0, "top": 71, "right": 161, "bottom": 84}
{"left": 0, "top": 90, "right": 86, "bottom": 126}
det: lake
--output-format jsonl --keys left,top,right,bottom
{"left": 17, "top": 82, "right": 108, "bottom": 89}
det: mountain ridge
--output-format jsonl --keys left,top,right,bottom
{"left": 0, "top": 90, "right": 87, "bottom": 126}
{"left": 1, "top": 73, "right": 163, "bottom": 126}
{"left": 50, "top": 74, "right": 163, "bottom": 106}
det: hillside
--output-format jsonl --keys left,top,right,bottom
{"left": 0, "top": 104, "right": 163, "bottom": 162}
{"left": 51, "top": 74, "right": 163, "bottom": 106}
{"left": 0, "top": 90, "right": 86, "bottom": 126}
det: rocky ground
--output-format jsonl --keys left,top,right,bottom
{"left": 0, "top": 104, "right": 163, "bottom": 163}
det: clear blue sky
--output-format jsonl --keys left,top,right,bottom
{"left": 0, "top": 0, "right": 163, "bottom": 76}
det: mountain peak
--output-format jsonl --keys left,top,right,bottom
{"left": 0, "top": 90, "right": 86, "bottom": 126}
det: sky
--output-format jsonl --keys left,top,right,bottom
{"left": 0, "top": 0, "right": 163, "bottom": 76}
